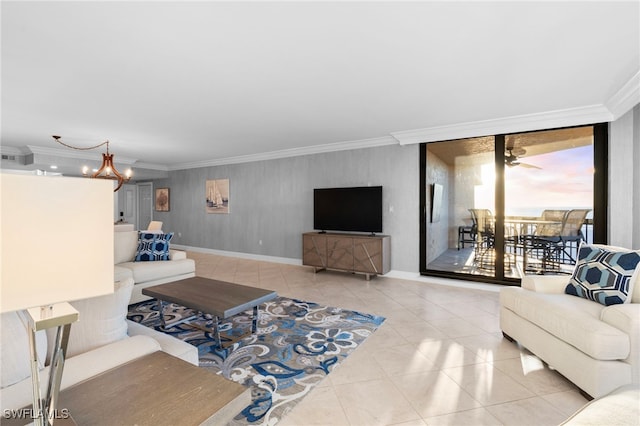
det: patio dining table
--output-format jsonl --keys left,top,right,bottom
{"left": 504, "top": 218, "right": 562, "bottom": 237}
{"left": 504, "top": 218, "right": 563, "bottom": 273}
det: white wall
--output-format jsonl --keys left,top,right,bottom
{"left": 609, "top": 103, "right": 640, "bottom": 249}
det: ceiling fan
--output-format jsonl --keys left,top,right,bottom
{"left": 505, "top": 146, "right": 541, "bottom": 169}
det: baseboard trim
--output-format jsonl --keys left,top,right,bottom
{"left": 171, "top": 244, "right": 303, "bottom": 266}
{"left": 173, "top": 245, "right": 502, "bottom": 292}
{"left": 383, "top": 270, "right": 502, "bottom": 293}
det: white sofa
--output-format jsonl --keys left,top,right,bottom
{"left": 114, "top": 230, "right": 195, "bottom": 304}
{"left": 500, "top": 250, "right": 640, "bottom": 399}
{"left": 0, "top": 278, "right": 198, "bottom": 413}
{"left": 561, "top": 384, "right": 640, "bottom": 425}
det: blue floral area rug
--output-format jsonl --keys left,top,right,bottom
{"left": 127, "top": 297, "right": 385, "bottom": 425}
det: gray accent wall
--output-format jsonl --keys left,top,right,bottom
{"left": 152, "top": 144, "right": 420, "bottom": 272}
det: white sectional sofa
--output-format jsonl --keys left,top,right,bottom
{"left": 114, "top": 230, "right": 196, "bottom": 304}
{"left": 561, "top": 384, "right": 640, "bottom": 425}
{"left": 500, "top": 245, "right": 640, "bottom": 399}
{"left": 0, "top": 278, "right": 198, "bottom": 413}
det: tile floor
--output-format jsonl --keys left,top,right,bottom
{"left": 188, "top": 251, "right": 589, "bottom": 426}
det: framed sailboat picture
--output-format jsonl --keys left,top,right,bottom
{"left": 206, "top": 179, "right": 230, "bottom": 214}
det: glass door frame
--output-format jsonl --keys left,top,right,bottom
{"left": 419, "top": 123, "right": 608, "bottom": 286}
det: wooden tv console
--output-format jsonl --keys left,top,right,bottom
{"left": 302, "top": 232, "right": 390, "bottom": 280}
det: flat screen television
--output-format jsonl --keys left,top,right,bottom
{"left": 313, "top": 186, "right": 383, "bottom": 233}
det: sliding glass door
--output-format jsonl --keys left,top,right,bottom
{"left": 420, "top": 124, "right": 606, "bottom": 285}
{"left": 423, "top": 136, "right": 497, "bottom": 277}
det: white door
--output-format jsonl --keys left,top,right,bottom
{"left": 138, "top": 182, "right": 153, "bottom": 231}
{"left": 118, "top": 184, "right": 138, "bottom": 228}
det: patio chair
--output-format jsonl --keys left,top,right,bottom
{"left": 457, "top": 224, "right": 475, "bottom": 250}
{"left": 146, "top": 220, "right": 163, "bottom": 232}
{"left": 521, "top": 210, "right": 566, "bottom": 273}
{"left": 556, "top": 209, "right": 591, "bottom": 262}
{"left": 524, "top": 209, "right": 590, "bottom": 272}
{"left": 469, "top": 208, "right": 516, "bottom": 271}
{"left": 469, "top": 209, "right": 495, "bottom": 268}
{"left": 535, "top": 209, "right": 567, "bottom": 237}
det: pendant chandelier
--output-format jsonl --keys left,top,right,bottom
{"left": 52, "top": 136, "right": 132, "bottom": 192}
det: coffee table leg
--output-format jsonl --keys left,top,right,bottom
{"left": 156, "top": 300, "right": 167, "bottom": 329}
{"left": 213, "top": 316, "right": 222, "bottom": 349}
{"left": 252, "top": 306, "right": 258, "bottom": 334}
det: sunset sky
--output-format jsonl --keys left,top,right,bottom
{"left": 505, "top": 145, "right": 594, "bottom": 215}
{"left": 474, "top": 145, "right": 594, "bottom": 217}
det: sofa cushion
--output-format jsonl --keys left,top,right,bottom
{"left": 118, "top": 259, "right": 195, "bottom": 284}
{"left": 114, "top": 230, "right": 138, "bottom": 264}
{"left": 1, "top": 311, "right": 47, "bottom": 389}
{"left": 501, "top": 287, "right": 630, "bottom": 360}
{"left": 565, "top": 244, "right": 640, "bottom": 306}
{"left": 169, "top": 249, "right": 187, "bottom": 261}
{"left": 114, "top": 264, "right": 133, "bottom": 282}
{"left": 47, "top": 278, "right": 134, "bottom": 359}
{"left": 135, "top": 232, "right": 174, "bottom": 262}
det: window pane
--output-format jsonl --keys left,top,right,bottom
{"left": 504, "top": 127, "right": 594, "bottom": 276}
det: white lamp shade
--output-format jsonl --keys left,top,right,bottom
{"left": 1, "top": 173, "right": 115, "bottom": 313}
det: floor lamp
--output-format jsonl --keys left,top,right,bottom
{"left": 1, "top": 173, "right": 114, "bottom": 425}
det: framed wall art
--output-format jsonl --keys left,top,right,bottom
{"left": 206, "top": 179, "right": 229, "bottom": 214}
{"left": 155, "top": 188, "right": 170, "bottom": 212}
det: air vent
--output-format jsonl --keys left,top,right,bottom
{"left": 2, "top": 154, "right": 27, "bottom": 165}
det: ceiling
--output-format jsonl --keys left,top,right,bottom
{"left": 2, "top": 1, "right": 639, "bottom": 179}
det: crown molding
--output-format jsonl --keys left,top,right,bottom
{"left": 391, "top": 71, "right": 640, "bottom": 145}
{"left": 21, "top": 145, "right": 169, "bottom": 171}
{"left": 26, "top": 145, "right": 140, "bottom": 165}
{"left": 390, "top": 104, "right": 613, "bottom": 145}
{"left": 0, "top": 146, "right": 27, "bottom": 156}
{"left": 606, "top": 70, "right": 640, "bottom": 119}
{"left": 132, "top": 162, "right": 170, "bottom": 171}
{"left": 171, "top": 101, "right": 617, "bottom": 171}
{"left": 170, "top": 135, "right": 398, "bottom": 170}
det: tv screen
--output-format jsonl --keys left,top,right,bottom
{"left": 314, "top": 186, "right": 383, "bottom": 233}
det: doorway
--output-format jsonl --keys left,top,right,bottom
{"left": 117, "top": 184, "right": 138, "bottom": 227}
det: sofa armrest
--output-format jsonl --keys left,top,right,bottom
{"left": 521, "top": 275, "right": 571, "bottom": 294}
{"left": 561, "top": 384, "right": 640, "bottom": 425}
{"left": 170, "top": 249, "right": 187, "bottom": 260}
{"left": 601, "top": 304, "right": 640, "bottom": 377}
{"left": 600, "top": 304, "right": 640, "bottom": 334}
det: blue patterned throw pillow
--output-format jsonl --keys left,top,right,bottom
{"left": 565, "top": 244, "right": 640, "bottom": 306}
{"left": 135, "top": 232, "right": 174, "bottom": 262}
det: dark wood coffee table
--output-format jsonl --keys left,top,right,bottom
{"left": 142, "top": 276, "right": 277, "bottom": 349}
{"left": 6, "top": 351, "right": 250, "bottom": 425}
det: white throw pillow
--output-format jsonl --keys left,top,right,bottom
{"left": 47, "top": 278, "right": 134, "bottom": 359}
{"left": 1, "top": 311, "right": 47, "bottom": 389}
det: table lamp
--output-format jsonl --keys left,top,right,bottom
{"left": 1, "top": 173, "right": 114, "bottom": 425}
